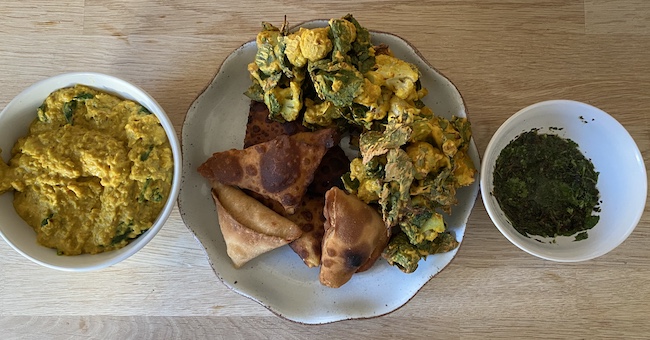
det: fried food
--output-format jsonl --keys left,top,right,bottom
{"left": 214, "top": 14, "right": 477, "bottom": 278}
{"left": 244, "top": 100, "right": 347, "bottom": 197}
{"left": 344, "top": 115, "right": 476, "bottom": 272}
{"left": 243, "top": 101, "right": 346, "bottom": 267}
{"left": 200, "top": 101, "right": 345, "bottom": 269}
{"left": 211, "top": 182, "right": 302, "bottom": 268}
{"left": 244, "top": 100, "right": 307, "bottom": 148}
{"left": 197, "top": 128, "right": 337, "bottom": 214}
{"left": 320, "top": 187, "right": 390, "bottom": 288}
{"left": 245, "top": 189, "right": 326, "bottom": 268}
{"left": 287, "top": 193, "right": 326, "bottom": 268}
{"left": 245, "top": 14, "right": 376, "bottom": 129}
{"left": 307, "top": 145, "right": 350, "bottom": 196}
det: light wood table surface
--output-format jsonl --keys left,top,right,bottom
{"left": 1, "top": 1, "right": 649, "bottom": 339}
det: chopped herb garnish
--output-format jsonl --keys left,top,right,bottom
{"left": 62, "top": 101, "right": 76, "bottom": 124}
{"left": 74, "top": 93, "right": 94, "bottom": 101}
{"left": 112, "top": 221, "right": 134, "bottom": 244}
{"left": 40, "top": 213, "right": 54, "bottom": 227}
{"left": 140, "top": 145, "right": 154, "bottom": 161}
{"left": 111, "top": 228, "right": 133, "bottom": 244}
{"left": 152, "top": 188, "right": 163, "bottom": 203}
{"left": 139, "top": 106, "right": 152, "bottom": 115}
{"left": 138, "top": 178, "right": 152, "bottom": 203}
{"left": 61, "top": 94, "right": 93, "bottom": 124}
{"left": 493, "top": 130, "right": 600, "bottom": 241}
{"left": 37, "top": 103, "right": 49, "bottom": 122}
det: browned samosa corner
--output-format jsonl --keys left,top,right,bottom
{"left": 197, "top": 128, "right": 336, "bottom": 214}
{"left": 320, "top": 187, "right": 390, "bottom": 288}
{"left": 211, "top": 182, "right": 302, "bottom": 268}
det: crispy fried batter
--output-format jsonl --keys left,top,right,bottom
{"left": 198, "top": 128, "right": 336, "bottom": 214}
{"left": 307, "top": 145, "right": 350, "bottom": 196}
{"left": 245, "top": 189, "right": 326, "bottom": 268}
{"left": 211, "top": 182, "right": 302, "bottom": 268}
{"left": 320, "top": 187, "right": 390, "bottom": 288}
{"left": 287, "top": 193, "right": 326, "bottom": 267}
{"left": 244, "top": 101, "right": 308, "bottom": 148}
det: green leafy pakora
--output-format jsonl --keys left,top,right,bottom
{"left": 245, "top": 14, "right": 376, "bottom": 128}
{"left": 383, "top": 230, "right": 459, "bottom": 273}
{"left": 246, "top": 14, "right": 477, "bottom": 273}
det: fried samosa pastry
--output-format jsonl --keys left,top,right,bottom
{"left": 307, "top": 145, "right": 350, "bottom": 195}
{"left": 320, "top": 187, "right": 390, "bottom": 288}
{"left": 197, "top": 128, "right": 337, "bottom": 214}
{"left": 211, "top": 182, "right": 302, "bottom": 268}
{"left": 245, "top": 189, "right": 326, "bottom": 268}
{"left": 244, "top": 101, "right": 308, "bottom": 148}
{"left": 287, "top": 194, "right": 326, "bottom": 268}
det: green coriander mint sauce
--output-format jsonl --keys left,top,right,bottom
{"left": 492, "top": 129, "right": 601, "bottom": 242}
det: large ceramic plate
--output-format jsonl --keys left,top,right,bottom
{"left": 179, "top": 20, "right": 480, "bottom": 324}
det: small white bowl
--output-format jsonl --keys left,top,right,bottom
{"left": 0, "top": 72, "right": 182, "bottom": 271}
{"left": 481, "top": 100, "right": 646, "bottom": 262}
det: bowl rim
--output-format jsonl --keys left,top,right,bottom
{"left": 0, "top": 72, "right": 182, "bottom": 271}
{"left": 480, "top": 99, "right": 647, "bottom": 262}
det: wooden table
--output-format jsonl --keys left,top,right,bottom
{"left": 1, "top": 1, "right": 648, "bottom": 338}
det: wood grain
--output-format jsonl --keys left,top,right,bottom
{"left": 586, "top": 0, "right": 650, "bottom": 34}
{"left": 1, "top": 0, "right": 649, "bottom": 338}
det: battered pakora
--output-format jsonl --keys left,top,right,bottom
{"left": 241, "top": 14, "right": 477, "bottom": 276}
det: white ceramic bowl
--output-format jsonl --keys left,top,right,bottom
{"left": 0, "top": 72, "right": 182, "bottom": 271}
{"left": 481, "top": 100, "right": 646, "bottom": 262}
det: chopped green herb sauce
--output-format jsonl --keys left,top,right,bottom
{"left": 574, "top": 231, "right": 589, "bottom": 241}
{"left": 492, "top": 130, "right": 600, "bottom": 241}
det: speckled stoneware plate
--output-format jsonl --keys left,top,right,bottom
{"left": 179, "top": 20, "right": 480, "bottom": 324}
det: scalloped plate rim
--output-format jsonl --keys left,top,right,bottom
{"left": 178, "top": 20, "right": 480, "bottom": 324}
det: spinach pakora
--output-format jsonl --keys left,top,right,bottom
{"left": 246, "top": 14, "right": 477, "bottom": 273}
